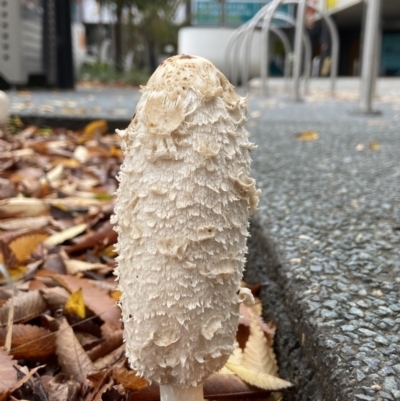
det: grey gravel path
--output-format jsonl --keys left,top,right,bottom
{"left": 7, "top": 78, "right": 400, "bottom": 401}
{"left": 246, "top": 88, "right": 400, "bottom": 401}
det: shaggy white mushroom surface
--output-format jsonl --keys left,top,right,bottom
{"left": 0, "top": 91, "right": 9, "bottom": 127}
{"left": 112, "top": 54, "right": 260, "bottom": 387}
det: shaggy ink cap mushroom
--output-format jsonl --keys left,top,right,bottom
{"left": 112, "top": 54, "right": 260, "bottom": 391}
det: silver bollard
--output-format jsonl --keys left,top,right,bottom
{"left": 292, "top": 0, "right": 307, "bottom": 101}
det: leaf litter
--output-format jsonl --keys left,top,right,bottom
{"left": 0, "top": 121, "right": 292, "bottom": 400}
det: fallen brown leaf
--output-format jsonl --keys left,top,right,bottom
{"left": 87, "top": 329, "right": 123, "bottom": 362}
{"left": 0, "top": 216, "right": 50, "bottom": 231}
{"left": 47, "top": 373, "right": 81, "bottom": 401}
{"left": 53, "top": 274, "right": 121, "bottom": 328}
{"left": 369, "top": 140, "right": 381, "bottom": 150}
{"left": 40, "top": 286, "right": 70, "bottom": 311}
{"left": 65, "top": 288, "right": 86, "bottom": 319}
{"left": 0, "top": 324, "right": 56, "bottom": 360}
{"left": 0, "top": 347, "right": 18, "bottom": 400}
{"left": 9, "top": 232, "right": 48, "bottom": 263}
{"left": 295, "top": 131, "right": 319, "bottom": 141}
{"left": 44, "top": 223, "right": 88, "bottom": 247}
{"left": 112, "top": 367, "right": 148, "bottom": 391}
{"left": 0, "top": 290, "right": 47, "bottom": 326}
{"left": 0, "top": 197, "right": 49, "bottom": 218}
{"left": 56, "top": 317, "right": 97, "bottom": 383}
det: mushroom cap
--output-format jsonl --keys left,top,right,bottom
{"left": 113, "top": 55, "right": 259, "bottom": 387}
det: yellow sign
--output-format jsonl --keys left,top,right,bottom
{"left": 326, "top": 0, "right": 337, "bottom": 8}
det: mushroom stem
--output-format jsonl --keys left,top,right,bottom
{"left": 160, "top": 384, "right": 204, "bottom": 401}
{"left": 0, "top": 91, "right": 9, "bottom": 131}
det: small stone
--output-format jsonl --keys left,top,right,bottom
{"left": 323, "top": 300, "right": 338, "bottom": 309}
{"left": 341, "top": 345, "right": 356, "bottom": 355}
{"left": 342, "top": 325, "right": 357, "bottom": 332}
{"left": 382, "top": 348, "right": 400, "bottom": 356}
{"left": 359, "top": 328, "right": 376, "bottom": 336}
{"left": 310, "top": 264, "right": 322, "bottom": 272}
{"left": 379, "top": 391, "right": 395, "bottom": 400}
{"left": 391, "top": 390, "right": 400, "bottom": 399}
{"left": 325, "top": 340, "right": 337, "bottom": 349}
{"left": 350, "top": 307, "right": 364, "bottom": 317}
{"left": 356, "top": 370, "right": 366, "bottom": 382}
{"left": 361, "top": 365, "right": 371, "bottom": 373}
{"left": 307, "top": 301, "right": 320, "bottom": 312}
{"left": 393, "top": 365, "right": 400, "bottom": 374}
{"left": 375, "top": 335, "right": 390, "bottom": 346}
{"left": 378, "top": 306, "right": 394, "bottom": 315}
{"left": 357, "top": 300, "right": 371, "bottom": 308}
{"left": 371, "top": 384, "right": 382, "bottom": 391}
{"left": 383, "top": 377, "right": 398, "bottom": 392}
{"left": 383, "top": 318, "right": 395, "bottom": 327}
{"left": 379, "top": 366, "right": 396, "bottom": 376}
{"left": 320, "top": 309, "right": 338, "bottom": 319}
{"left": 354, "top": 394, "right": 374, "bottom": 401}
{"left": 361, "top": 386, "right": 376, "bottom": 396}
{"left": 364, "top": 357, "right": 381, "bottom": 370}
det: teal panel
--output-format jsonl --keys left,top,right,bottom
{"left": 192, "top": 1, "right": 293, "bottom": 26}
{"left": 381, "top": 33, "right": 400, "bottom": 76}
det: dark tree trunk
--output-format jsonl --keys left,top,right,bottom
{"left": 147, "top": 37, "right": 158, "bottom": 71}
{"left": 115, "top": 4, "right": 124, "bottom": 73}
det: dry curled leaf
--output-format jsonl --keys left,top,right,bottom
{"left": 9, "top": 232, "right": 48, "bottom": 263}
{"left": 0, "top": 347, "right": 18, "bottom": 399}
{"left": 0, "top": 197, "right": 49, "bottom": 218}
{"left": 369, "top": 140, "right": 381, "bottom": 150}
{"left": 0, "top": 240, "right": 19, "bottom": 269}
{"left": 65, "top": 221, "right": 117, "bottom": 254}
{"left": 0, "top": 216, "right": 50, "bottom": 231}
{"left": 56, "top": 317, "right": 97, "bottom": 383}
{"left": 80, "top": 120, "right": 108, "bottom": 144}
{"left": 54, "top": 274, "right": 121, "bottom": 328}
{"left": 40, "top": 286, "right": 70, "bottom": 311}
{"left": 64, "top": 259, "right": 108, "bottom": 276}
{"left": 44, "top": 223, "right": 88, "bottom": 247}
{"left": 0, "top": 290, "right": 47, "bottom": 326}
{"left": 0, "top": 361, "right": 44, "bottom": 401}
{"left": 112, "top": 367, "right": 148, "bottom": 391}
{"left": 47, "top": 373, "right": 81, "bottom": 401}
{"left": 0, "top": 324, "right": 56, "bottom": 360}
{"left": 87, "top": 329, "right": 123, "bottom": 362}
{"left": 241, "top": 315, "right": 279, "bottom": 377}
{"left": 239, "top": 302, "right": 276, "bottom": 345}
{"left": 295, "top": 131, "right": 319, "bottom": 141}
{"left": 225, "top": 314, "right": 292, "bottom": 391}
{"left": 225, "top": 363, "right": 292, "bottom": 391}
{"left": 65, "top": 288, "right": 86, "bottom": 319}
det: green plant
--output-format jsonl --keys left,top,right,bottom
{"left": 79, "top": 61, "right": 150, "bottom": 86}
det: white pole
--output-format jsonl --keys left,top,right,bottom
{"left": 293, "top": 0, "right": 307, "bottom": 101}
{"left": 359, "top": 0, "right": 382, "bottom": 113}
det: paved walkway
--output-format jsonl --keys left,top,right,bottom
{"left": 246, "top": 83, "right": 400, "bottom": 401}
{"left": 7, "top": 78, "right": 400, "bottom": 401}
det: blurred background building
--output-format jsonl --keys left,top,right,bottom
{"left": 0, "top": 0, "right": 399, "bottom": 89}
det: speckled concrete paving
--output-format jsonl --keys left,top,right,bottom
{"left": 245, "top": 87, "right": 400, "bottom": 401}
{"left": 7, "top": 78, "right": 400, "bottom": 401}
